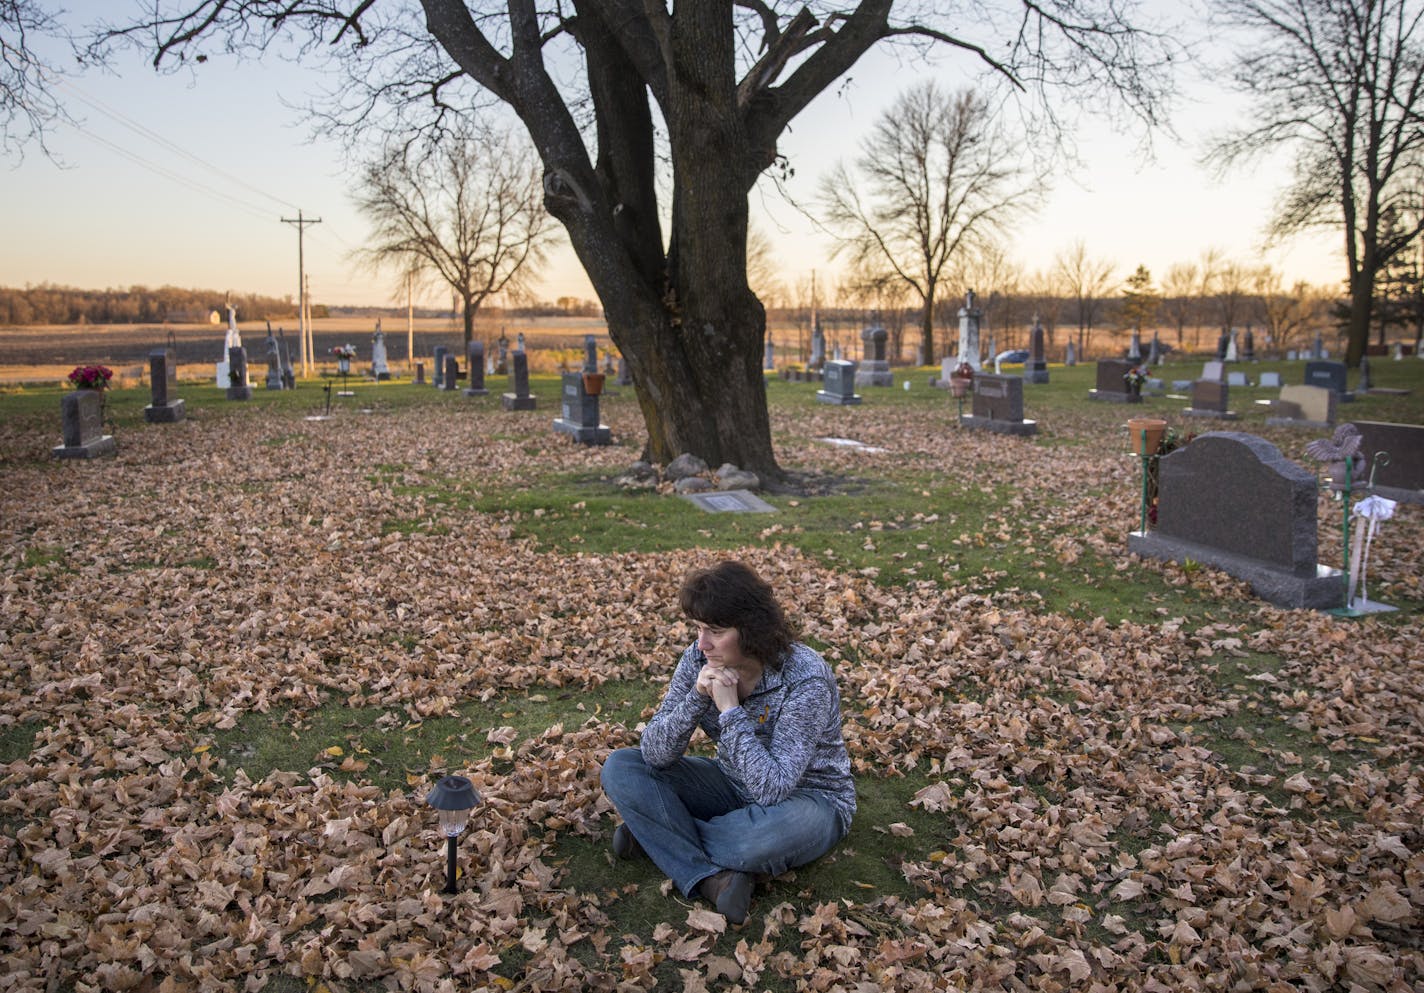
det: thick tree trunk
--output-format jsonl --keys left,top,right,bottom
{"left": 919, "top": 299, "right": 934, "bottom": 362}
{"left": 1345, "top": 269, "right": 1372, "bottom": 366}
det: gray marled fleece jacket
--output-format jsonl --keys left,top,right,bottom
{"left": 639, "top": 641, "right": 856, "bottom": 834}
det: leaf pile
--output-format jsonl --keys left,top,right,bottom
{"left": 0, "top": 396, "right": 1419, "bottom": 992}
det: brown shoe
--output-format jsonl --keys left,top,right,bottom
{"left": 698, "top": 870, "right": 753, "bottom": 924}
{"left": 611, "top": 823, "right": 645, "bottom": 861}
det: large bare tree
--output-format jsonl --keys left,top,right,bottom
{"left": 1208, "top": 0, "right": 1424, "bottom": 366}
{"left": 98, "top": 1, "right": 1177, "bottom": 476}
{"left": 352, "top": 124, "right": 553, "bottom": 346}
{"left": 817, "top": 83, "right": 1042, "bottom": 364}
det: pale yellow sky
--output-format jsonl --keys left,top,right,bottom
{"left": 1, "top": 7, "right": 1345, "bottom": 314}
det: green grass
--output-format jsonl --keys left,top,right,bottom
{"left": 0, "top": 719, "right": 43, "bottom": 764}
{"left": 207, "top": 680, "right": 660, "bottom": 791}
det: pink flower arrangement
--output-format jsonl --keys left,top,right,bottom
{"left": 68, "top": 365, "right": 114, "bottom": 390}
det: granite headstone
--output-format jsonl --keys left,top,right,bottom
{"left": 1128, "top": 432, "right": 1343, "bottom": 608}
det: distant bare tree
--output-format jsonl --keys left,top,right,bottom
{"left": 352, "top": 124, "right": 554, "bottom": 346}
{"left": 1254, "top": 267, "right": 1330, "bottom": 353}
{"left": 1208, "top": 259, "right": 1251, "bottom": 336}
{"left": 1055, "top": 240, "right": 1116, "bottom": 356}
{"left": 1208, "top": 0, "right": 1424, "bottom": 365}
{"left": 1161, "top": 262, "right": 1198, "bottom": 349}
{"left": 0, "top": 0, "right": 72, "bottom": 158}
{"left": 818, "top": 83, "right": 1042, "bottom": 364}
{"left": 1024, "top": 268, "right": 1064, "bottom": 350}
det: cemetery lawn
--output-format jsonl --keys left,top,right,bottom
{"left": 0, "top": 361, "right": 1421, "bottom": 993}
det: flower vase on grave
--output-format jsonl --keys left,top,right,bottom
{"left": 1127, "top": 418, "right": 1168, "bottom": 531}
{"left": 1127, "top": 418, "right": 1167, "bottom": 457}
{"left": 582, "top": 372, "right": 606, "bottom": 396}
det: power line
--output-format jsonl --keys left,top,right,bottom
{"left": 54, "top": 77, "right": 302, "bottom": 213}
{"left": 62, "top": 124, "right": 276, "bottom": 223}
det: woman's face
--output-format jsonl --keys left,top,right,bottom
{"left": 695, "top": 622, "right": 751, "bottom": 670}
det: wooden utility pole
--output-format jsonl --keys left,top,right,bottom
{"left": 281, "top": 210, "right": 321, "bottom": 377}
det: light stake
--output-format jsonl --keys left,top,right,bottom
{"left": 426, "top": 775, "right": 482, "bottom": 894}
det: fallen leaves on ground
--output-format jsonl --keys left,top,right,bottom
{"left": 0, "top": 396, "right": 1419, "bottom": 992}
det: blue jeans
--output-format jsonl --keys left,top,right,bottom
{"left": 600, "top": 747, "right": 845, "bottom": 898}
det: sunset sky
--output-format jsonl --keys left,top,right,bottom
{"left": 1, "top": 3, "right": 1345, "bottom": 315}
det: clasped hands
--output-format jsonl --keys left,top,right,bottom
{"left": 695, "top": 665, "right": 743, "bottom": 713}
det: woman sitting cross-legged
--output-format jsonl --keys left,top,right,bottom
{"left": 600, "top": 560, "right": 856, "bottom": 925}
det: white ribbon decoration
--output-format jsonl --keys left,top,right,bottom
{"left": 1348, "top": 495, "right": 1398, "bottom": 608}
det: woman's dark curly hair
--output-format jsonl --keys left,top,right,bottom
{"left": 679, "top": 560, "right": 795, "bottom": 669}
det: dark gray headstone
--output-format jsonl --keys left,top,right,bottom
{"left": 502, "top": 351, "right": 537, "bottom": 411}
{"left": 1024, "top": 317, "right": 1049, "bottom": 383}
{"left": 144, "top": 349, "right": 185, "bottom": 423}
{"left": 1216, "top": 330, "right": 1229, "bottom": 360}
{"left": 1243, "top": 329, "right": 1255, "bottom": 360}
{"left": 226, "top": 346, "right": 251, "bottom": 400}
{"left": 617, "top": 356, "right": 633, "bottom": 386}
{"left": 1090, "top": 359, "right": 1139, "bottom": 403}
{"left": 1128, "top": 432, "right": 1342, "bottom": 608}
{"left": 414, "top": 361, "right": 426, "bottom": 385}
{"left": 54, "top": 390, "right": 116, "bottom": 458}
{"left": 855, "top": 327, "right": 892, "bottom": 387}
{"left": 149, "top": 350, "right": 169, "bottom": 407}
{"left": 552, "top": 371, "right": 611, "bottom": 444}
{"left": 264, "top": 332, "right": 284, "bottom": 389}
{"left": 1350, "top": 421, "right": 1424, "bottom": 504}
{"left": 432, "top": 346, "right": 448, "bottom": 388}
{"left": 465, "top": 341, "right": 488, "bottom": 396}
{"left": 584, "top": 335, "right": 599, "bottom": 373}
{"left": 1305, "top": 360, "right": 1352, "bottom": 400}
{"left": 962, "top": 373, "right": 1037, "bottom": 436}
{"left": 816, "top": 360, "right": 862, "bottom": 405}
{"left": 1127, "top": 332, "right": 1142, "bottom": 362}
{"left": 1185, "top": 379, "right": 1238, "bottom": 420}
{"left": 443, "top": 354, "right": 459, "bottom": 391}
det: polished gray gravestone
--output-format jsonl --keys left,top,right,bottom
{"left": 809, "top": 323, "right": 826, "bottom": 370}
{"left": 502, "top": 351, "right": 537, "bottom": 411}
{"left": 1350, "top": 421, "right": 1424, "bottom": 505}
{"left": 816, "top": 360, "right": 862, "bottom": 405}
{"left": 226, "top": 346, "right": 252, "bottom": 400}
{"left": 464, "top": 341, "right": 489, "bottom": 396}
{"left": 855, "top": 326, "right": 893, "bottom": 387}
{"left": 443, "top": 354, "right": 460, "bottom": 392}
{"left": 1305, "top": 360, "right": 1353, "bottom": 402}
{"left": 1128, "top": 432, "right": 1343, "bottom": 608}
{"left": 552, "top": 372, "right": 611, "bottom": 444}
{"left": 144, "top": 349, "right": 185, "bottom": 423}
{"left": 432, "top": 346, "right": 448, "bottom": 388}
{"left": 264, "top": 330, "right": 284, "bottom": 389}
{"left": 960, "top": 373, "right": 1037, "bottom": 436}
{"left": 1089, "top": 359, "right": 1140, "bottom": 403}
{"left": 53, "top": 390, "right": 116, "bottom": 459}
{"left": 1024, "top": 316, "right": 1049, "bottom": 384}
{"left": 1184, "top": 379, "right": 1238, "bottom": 420}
